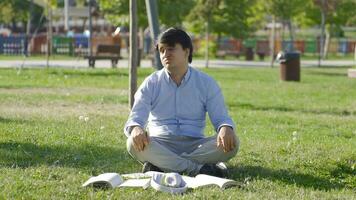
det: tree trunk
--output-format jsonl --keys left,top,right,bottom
{"left": 64, "top": 0, "right": 69, "bottom": 31}
{"left": 319, "top": 0, "right": 326, "bottom": 67}
{"left": 88, "top": 0, "right": 93, "bottom": 58}
{"left": 129, "top": 0, "right": 138, "bottom": 109}
{"left": 286, "top": 19, "right": 294, "bottom": 52}
{"left": 281, "top": 21, "right": 285, "bottom": 48}
{"left": 205, "top": 17, "right": 210, "bottom": 68}
{"left": 137, "top": 27, "right": 144, "bottom": 67}
{"left": 26, "top": 0, "right": 34, "bottom": 56}
{"left": 46, "top": 2, "right": 53, "bottom": 68}
{"left": 323, "top": 28, "right": 330, "bottom": 59}
{"left": 145, "top": 0, "right": 162, "bottom": 69}
{"left": 270, "top": 15, "right": 275, "bottom": 68}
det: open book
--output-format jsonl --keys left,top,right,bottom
{"left": 182, "top": 174, "right": 239, "bottom": 189}
{"left": 83, "top": 172, "right": 239, "bottom": 192}
{"left": 82, "top": 173, "right": 151, "bottom": 189}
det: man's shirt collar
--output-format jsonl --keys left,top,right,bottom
{"left": 164, "top": 66, "right": 191, "bottom": 86}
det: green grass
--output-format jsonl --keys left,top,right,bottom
{"left": 0, "top": 54, "right": 84, "bottom": 61}
{"left": 0, "top": 67, "right": 355, "bottom": 199}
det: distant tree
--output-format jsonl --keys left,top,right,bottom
{"left": 99, "top": 0, "right": 194, "bottom": 28}
{"left": 305, "top": 0, "right": 356, "bottom": 37}
{"left": 186, "top": 0, "right": 254, "bottom": 67}
{"left": 158, "top": 0, "right": 195, "bottom": 27}
{"left": 0, "top": 0, "right": 45, "bottom": 33}
{"left": 186, "top": 0, "right": 220, "bottom": 68}
{"left": 187, "top": 0, "right": 253, "bottom": 38}
{"left": 99, "top": 0, "right": 147, "bottom": 27}
{"left": 0, "top": 0, "right": 30, "bottom": 24}
{"left": 264, "top": 0, "right": 308, "bottom": 51}
{"left": 303, "top": 0, "right": 356, "bottom": 58}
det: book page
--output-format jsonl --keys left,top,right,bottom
{"left": 119, "top": 178, "right": 151, "bottom": 189}
{"left": 182, "top": 174, "right": 238, "bottom": 189}
{"left": 122, "top": 173, "right": 152, "bottom": 179}
{"left": 82, "top": 173, "right": 123, "bottom": 188}
{"left": 195, "top": 174, "right": 238, "bottom": 189}
{"left": 180, "top": 176, "right": 196, "bottom": 188}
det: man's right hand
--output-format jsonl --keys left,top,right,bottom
{"left": 131, "top": 126, "right": 150, "bottom": 152}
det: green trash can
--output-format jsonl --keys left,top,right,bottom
{"left": 305, "top": 40, "right": 317, "bottom": 54}
{"left": 243, "top": 39, "right": 256, "bottom": 61}
{"left": 245, "top": 47, "right": 254, "bottom": 61}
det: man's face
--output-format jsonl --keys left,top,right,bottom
{"left": 158, "top": 43, "right": 189, "bottom": 70}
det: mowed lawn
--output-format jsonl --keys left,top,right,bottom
{"left": 0, "top": 66, "right": 355, "bottom": 199}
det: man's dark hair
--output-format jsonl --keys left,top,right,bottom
{"left": 155, "top": 27, "right": 193, "bottom": 63}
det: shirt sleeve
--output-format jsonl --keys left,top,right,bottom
{"left": 206, "top": 78, "right": 236, "bottom": 133}
{"left": 123, "top": 77, "right": 153, "bottom": 137}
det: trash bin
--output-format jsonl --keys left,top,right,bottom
{"left": 276, "top": 51, "right": 300, "bottom": 81}
{"left": 245, "top": 47, "right": 254, "bottom": 61}
{"left": 243, "top": 38, "right": 255, "bottom": 61}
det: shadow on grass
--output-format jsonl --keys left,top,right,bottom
{"left": 47, "top": 68, "right": 154, "bottom": 78}
{"left": 305, "top": 70, "right": 348, "bottom": 77}
{"left": 230, "top": 165, "right": 345, "bottom": 190}
{"left": 0, "top": 141, "right": 136, "bottom": 174}
{"left": 48, "top": 70, "right": 129, "bottom": 77}
{"left": 0, "top": 117, "right": 35, "bottom": 124}
{"left": 318, "top": 66, "right": 350, "bottom": 69}
{"left": 230, "top": 102, "right": 354, "bottom": 116}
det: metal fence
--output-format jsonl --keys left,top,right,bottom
{"left": 216, "top": 38, "right": 356, "bottom": 57}
{"left": 1, "top": 34, "right": 355, "bottom": 57}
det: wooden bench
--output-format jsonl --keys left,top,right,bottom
{"left": 217, "top": 50, "right": 241, "bottom": 58}
{"left": 84, "top": 44, "right": 122, "bottom": 68}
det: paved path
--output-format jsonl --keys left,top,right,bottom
{"left": 0, "top": 58, "right": 354, "bottom": 69}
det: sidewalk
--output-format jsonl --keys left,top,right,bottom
{"left": 0, "top": 58, "right": 354, "bottom": 69}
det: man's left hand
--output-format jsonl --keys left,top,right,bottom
{"left": 217, "top": 126, "right": 236, "bottom": 153}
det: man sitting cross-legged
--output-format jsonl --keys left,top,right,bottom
{"left": 124, "top": 27, "right": 239, "bottom": 177}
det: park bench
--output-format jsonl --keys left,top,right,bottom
{"left": 217, "top": 50, "right": 241, "bottom": 58}
{"left": 84, "top": 44, "right": 122, "bottom": 68}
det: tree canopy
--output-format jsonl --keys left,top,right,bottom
{"left": 2, "top": 0, "right": 355, "bottom": 39}
{"left": 99, "top": 0, "right": 194, "bottom": 28}
{"left": 304, "top": 0, "right": 356, "bottom": 37}
{"left": 0, "top": 0, "right": 33, "bottom": 24}
{"left": 183, "top": 0, "right": 255, "bottom": 38}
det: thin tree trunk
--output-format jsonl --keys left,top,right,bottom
{"left": 46, "top": 2, "right": 52, "bottom": 68}
{"left": 145, "top": 0, "right": 162, "bottom": 69}
{"left": 282, "top": 21, "right": 285, "bottom": 49}
{"left": 64, "top": 0, "right": 69, "bottom": 31}
{"left": 354, "top": 43, "right": 356, "bottom": 67}
{"left": 129, "top": 0, "right": 138, "bottom": 109}
{"left": 26, "top": 0, "right": 34, "bottom": 56}
{"left": 137, "top": 27, "right": 144, "bottom": 67}
{"left": 88, "top": 0, "right": 93, "bottom": 58}
{"left": 319, "top": 0, "right": 326, "bottom": 67}
{"left": 270, "top": 15, "right": 275, "bottom": 68}
{"left": 205, "top": 18, "right": 210, "bottom": 68}
{"left": 323, "top": 29, "right": 330, "bottom": 59}
{"left": 287, "top": 19, "right": 294, "bottom": 52}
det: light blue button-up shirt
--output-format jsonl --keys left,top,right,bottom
{"left": 124, "top": 66, "right": 235, "bottom": 138}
